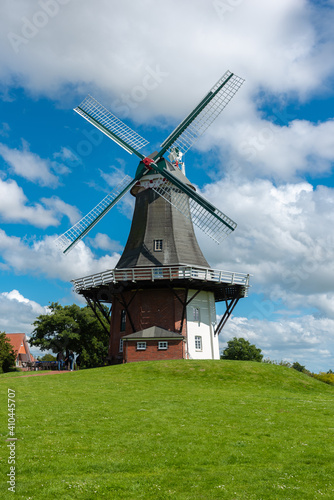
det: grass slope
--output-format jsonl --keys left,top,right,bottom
{"left": 1, "top": 360, "right": 334, "bottom": 499}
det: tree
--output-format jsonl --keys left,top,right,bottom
{"left": 292, "top": 361, "right": 305, "bottom": 372}
{"left": 30, "top": 303, "right": 110, "bottom": 368}
{"left": 221, "top": 337, "right": 263, "bottom": 362}
{"left": 39, "top": 353, "right": 56, "bottom": 361}
{"left": 0, "top": 332, "right": 16, "bottom": 373}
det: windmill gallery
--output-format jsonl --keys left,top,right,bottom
{"left": 56, "top": 70, "right": 250, "bottom": 364}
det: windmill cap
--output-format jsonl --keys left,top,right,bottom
{"left": 131, "top": 157, "right": 195, "bottom": 196}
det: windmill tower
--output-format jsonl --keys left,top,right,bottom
{"left": 56, "top": 71, "right": 250, "bottom": 363}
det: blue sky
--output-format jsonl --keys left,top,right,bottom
{"left": 0, "top": 0, "right": 334, "bottom": 372}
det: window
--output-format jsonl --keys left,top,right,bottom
{"left": 195, "top": 336, "right": 202, "bottom": 351}
{"left": 137, "top": 342, "right": 146, "bottom": 350}
{"left": 193, "top": 307, "right": 200, "bottom": 325}
{"left": 119, "top": 338, "right": 123, "bottom": 353}
{"left": 120, "top": 309, "right": 126, "bottom": 332}
{"left": 154, "top": 239, "right": 163, "bottom": 251}
{"left": 158, "top": 341, "right": 168, "bottom": 350}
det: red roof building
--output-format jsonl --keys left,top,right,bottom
{"left": 5, "top": 333, "right": 33, "bottom": 367}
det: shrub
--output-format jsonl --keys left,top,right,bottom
{"left": 312, "top": 372, "right": 334, "bottom": 386}
{"left": 221, "top": 337, "right": 263, "bottom": 362}
{"left": 292, "top": 361, "right": 305, "bottom": 372}
{"left": 0, "top": 331, "right": 16, "bottom": 373}
{"left": 263, "top": 358, "right": 292, "bottom": 367}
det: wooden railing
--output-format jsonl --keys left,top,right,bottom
{"left": 72, "top": 264, "right": 250, "bottom": 295}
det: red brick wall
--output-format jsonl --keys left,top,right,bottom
{"left": 123, "top": 339, "right": 184, "bottom": 363}
{"left": 108, "top": 287, "right": 187, "bottom": 362}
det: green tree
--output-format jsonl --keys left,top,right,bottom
{"left": 40, "top": 353, "right": 56, "bottom": 361}
{"left": 30, "top": 303, "right": 109, "bottom": 368}
{"left": 0, "top": 331, "right": 16, "bottom": 373}
{"left": 221, "top": 337, "right": 263, "bottom": 362}
{"left": 292, "top": 361, "right": 305, "bottom": 372}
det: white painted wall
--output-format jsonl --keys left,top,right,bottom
{"left": 186, "top": 290, "right": 220, "bottom": 360}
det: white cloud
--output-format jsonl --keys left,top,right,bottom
{"left": 86, "top": 233, "right": 123, "bottom": 252}
{"left": 0, "top": 230, "right": 121, "bottom": 281}
{"left": 0, "top": 177, "right": 59, "bottom": 227}
{"left": 0, "top": 178, "right": 81, "bottom": 228}
{"left": 219, "top": 314, "right": 334, "bottom": 372}
{"left": 41, "top": 196, "right": 81, "bottom": 225}
{"left": 0, "top": 0, "right": 333, "bottom": 116}
{"left": 0, "top": 122, "right": 10, "bottom": 137}
{"left": 0, "top": 141, "right": 59, "bottom": 186}
{"left": 53, "top": 146, "right": 81, "bottom": 166}
{"left": 196, "top": 177, "right": 334, "bottom": 316}
{"left": 194, "top": 112, "right": 334, "bottom": 183}
{"left": 0, "top": 289, "right": 46, "bottom": 334}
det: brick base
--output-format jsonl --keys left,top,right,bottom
{"left": 123, "top": 339, "right": 184, "bottom": 363}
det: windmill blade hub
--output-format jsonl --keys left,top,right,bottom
{"left": 143, "top": 157, "right": 155, "bottom": 169}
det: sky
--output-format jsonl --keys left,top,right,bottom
{"left": 0, "top": 0, "right": 333, "bottom": 372}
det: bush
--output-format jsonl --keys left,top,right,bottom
{"left": 312, "top": 373, "right": 334, "bottom": 386}
{"left": 263, "top": 358, "right": 292, "bottom": 367}
{"left": 0, "top": 331, "right": 16, "bottom": 373}
{"left": 292, "top": 361, "right": 305, "bottom": 372}
{"left": 221, "top": 337, "right": 263, "bottom": 362}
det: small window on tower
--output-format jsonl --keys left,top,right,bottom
{"left": 193, "top": 307, "right": 200, "bottom": 325}
{"left": 154, "top": 239, "right": 163, "bottom": 252}
{"left": 119, "top": 338, "right": 123, "bottom": 353}
{"left": 120, "top": 310, "right": 126, "bottom": 332}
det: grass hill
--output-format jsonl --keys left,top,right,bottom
{"left": 1, "top": 360, "right": 334, "bottom": 499}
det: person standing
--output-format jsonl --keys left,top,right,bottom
{"left": 68, "top": 350, "right": 74, "bottom": 371}
{"left": 56, "top": 351, "right": 64, "bottom": 371}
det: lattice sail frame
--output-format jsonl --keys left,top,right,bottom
{"left": 55, "top": 175, "right": 135, "bottom": 253}
{"left": 152, "top": 180, "right": 237, "bottom": 243}
{"left": 160, "top": 71, "right": 244, "bottom": 156}
{"left": 75, "top": 95, "right": 149, "bottom": 155}
{"left": 56, "top": 70, "right": 244, "bottom": 254}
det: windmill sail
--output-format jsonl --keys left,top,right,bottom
{"left": 152, "top": 180, "right": 236, "bottom": 243}
{"left": 56, "top": 69, "right": 243, "bottom": 255}
{"left": 75, "top": 95, "right": 148, "bottom": 158}
{"left": 149, "top": 160, "right": 237, "bottom": 242}
{"left": 158, "top": 70, "right": 244, "bottom": 158}
{"left": 55, "top": 174, "right": 138, "bottom": 254}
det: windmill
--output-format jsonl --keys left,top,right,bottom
{"left": 56, "top": 70, "right": 250, "bottom": 363}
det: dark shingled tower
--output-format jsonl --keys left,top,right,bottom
{"left": 117, "top": 158, "right": 209, "bottom": 269}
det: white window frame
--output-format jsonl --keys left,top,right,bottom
{"left": 119, "top": 338, "right": 123, "bottom": 353}
{"left": 195, "top": 335, "right": 202, "bottom": 351}
{"left": 158, "top": 341, "right": 168, "bottom": 350}
{"left": 137, "top": 342, "right": 146, "bottom": 350}
{"left": 154, "top": 239, "right": 163, "bottom": 252}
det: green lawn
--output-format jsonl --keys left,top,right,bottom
{"left": 1, "top": 360, "right": 334, "bottom": 499}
